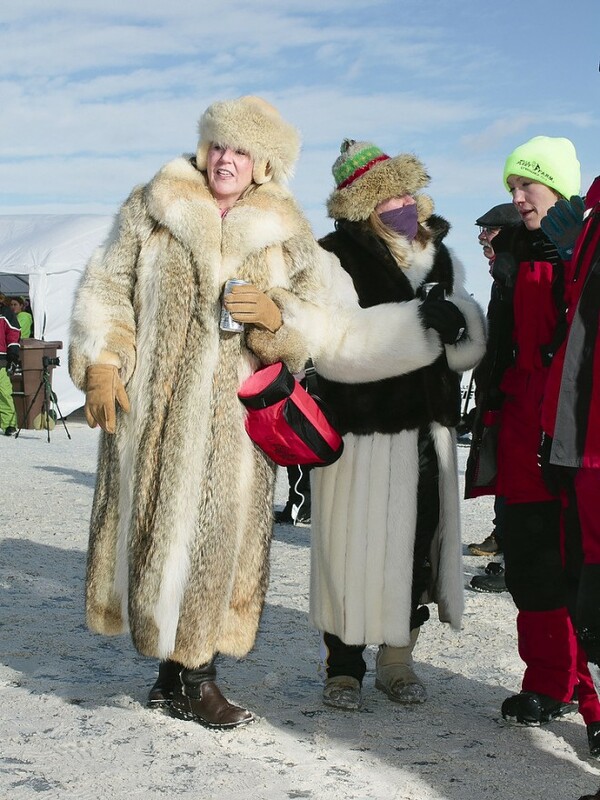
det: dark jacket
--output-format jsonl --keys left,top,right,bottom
{"left": 543, "top": 184, "right": 600, "bottom": 468}
{"left": 316, "top": 216, "right": 461, "bottom": 435}
{"left": 465, "top": 224, "right": 565, "bottom": 499}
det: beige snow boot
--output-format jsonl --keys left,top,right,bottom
{"left": 322, "top": 675, "right": 362, "bottom": 710}
{"left": 375, "top": 628, "right": 427, "bottom": 704}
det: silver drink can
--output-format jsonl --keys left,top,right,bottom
{"left": 420, "top": 282, "right": 446, "bottom": 299}
{"left": 220, "top": 279, "right": 249, "bottom": 332}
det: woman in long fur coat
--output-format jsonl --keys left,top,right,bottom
{"left": 305, "top": 139, "right": 487, "bottom": 711}
{"left": 69, "top": 97, "right": 485, "bottom": 729}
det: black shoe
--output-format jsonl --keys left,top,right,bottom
{"left": 470, "top": 573, "right": 507, "bottom": 593}
{"left": 274, "top": 504, "right": 311, "bottom": 526}
{"left": 4, "top": 426, "right": 16, "bottom": 436}
{"left": 501, "top": 691, "right": 577, "bottom": 726}
{"left": 170, "top": 680, "right": 254, "bottom": 729}
{"left": 588, "top": 722, "right": 600, "bottom": 760}
{"left": 147, "top": 660, "right": 184, "bottom": 708}
{"left": 485, "top": 561, "right": 504, "bottom": 576}
{"left": 274, "top": 504, "right": 293, "bottom": 524}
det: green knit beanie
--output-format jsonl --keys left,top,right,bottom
{"left": 327, "top": 138, "right": 431, "bottom": 221}
{"left": 503, "top": 136, "right": 580, "bottom": 199}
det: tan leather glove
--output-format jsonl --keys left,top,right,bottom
{"left": 84, "top": 364, "right": 130, "bottom": 434}
{"left": 224, "top": 283, "right": 282, "bottom": 332}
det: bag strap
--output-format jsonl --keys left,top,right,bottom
{"left": 303, "top": 358, "right": 318, "bottom": 395}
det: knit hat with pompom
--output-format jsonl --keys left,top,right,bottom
{"left": 327, "top": 138, "right": 432, "bottom": 222}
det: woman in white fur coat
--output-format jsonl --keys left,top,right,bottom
{"left": 69, "top": 97, "right": 485, "bottom": 730}
{"left": 305, "top": 139, "right": 486, "bottom": 712}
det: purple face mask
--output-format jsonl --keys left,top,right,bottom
{"left": 379, "top": 204, "right": 418, "bottom": 241}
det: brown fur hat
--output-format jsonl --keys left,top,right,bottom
{"left": 327, "top": 138, "right": 431, "bottom": 222}
{"left": 195, "top": 96, "right": 301, "bottom": 185}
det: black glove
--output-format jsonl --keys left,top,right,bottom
{"left": 5, "top": 349, "right": 20, "bottom": 373}
{"left": 577, "top": 564, "right": 600, "bottom": 667}
{"left": 491, "top": 252, "right": 518, "bottom": 289}
{"left": 540, "top": 195, "right": 585, "bottom": 260}
{"left": 419, "top": 297, "right": 466, "bottom": 344}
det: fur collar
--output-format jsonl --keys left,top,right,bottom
{"left": 144, "top": 156, "right": 303, "bottom": 263}
{"left": 331, "top": 215, "right": 450, "bottom": 294}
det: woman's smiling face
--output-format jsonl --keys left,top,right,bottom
{"left": 206, "top": 143, "right": 254, "bottom": 209}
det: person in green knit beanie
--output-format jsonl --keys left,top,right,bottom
{"left": 503, "top": 135, "right": 580, "bottom": 205}
{"left": 465, "top": 134, "right": 600, "bottom": 756}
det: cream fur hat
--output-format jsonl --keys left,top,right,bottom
{"left": 195, "top": 96, "right": 301, "bottom": 185}
{"left": 327, "top": 138, "right": 432, "bottom": 222}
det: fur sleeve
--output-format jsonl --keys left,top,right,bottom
{"left": 248, "top": 245, "right": 445, "bottom": 383}
{"left": 443, "top": 251, "right": 487, "bottom": 373}
{"left": 68, "top": 193, "right": 144, "bottom": 389}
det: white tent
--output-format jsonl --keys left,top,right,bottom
{"left": 0, "top": 214, "right": 115, "bottom": 417}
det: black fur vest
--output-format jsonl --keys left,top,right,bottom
{"left": 317, "top": 216, "right": 461, "bottom": 435}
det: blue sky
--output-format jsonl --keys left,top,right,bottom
{"left": 2, "top": 0, "right": 599, "bottom": 307}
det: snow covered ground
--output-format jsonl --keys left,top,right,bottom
{"left": 2, "top": 413, "right": 599, "bottom": 800}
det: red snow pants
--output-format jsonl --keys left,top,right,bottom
{"left": 497, "top": 370, "right": 600, "bottom": 723}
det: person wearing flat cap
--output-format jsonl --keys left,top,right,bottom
{"left": 465, "top": 201, "right": 521, "bottom": 574}
{"left": 475, "top": 203, "right": 521, "bottom": 268}
{"left": 69, "top": 99, "right": 485, "bottom": 729}
{"left": 465, "top": 136, "right": 600, "bottom": 744}
{"left": 304, "top": 139, "right": 487, "bottom": 711}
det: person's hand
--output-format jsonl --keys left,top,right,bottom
{"left": 224, "top": 283, "right": 282, "bottom": 332}
{"left": 540, "top": 195, "right": 585, "bottom": 260}
{"left": 537, "top": 431, "right": 572, "bottom": 495}
{"left": 419, "top": 294, "right": 466, "bottom": 344}
{"left": 84, "top": 364, "right": 130, "bottom": 434}
{"left": 491, "top": 252, "right": 518, "bottom": 289}
{"left": 6, "top": 348, "right": 20, "bottom": 373}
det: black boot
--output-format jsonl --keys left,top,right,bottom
{"left": 588, "top": 722, "right": 600, "bottom": 760}
{"left": 169, "top": 659, "right": 254, "bottom": 729}
{"left": 147, "top": 659, "right": 184, "bottom": 708}
{"left": 501, "top": 691, "right": 577, "bottom": 725}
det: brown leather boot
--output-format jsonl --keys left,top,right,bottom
{"left": 147, "top": 659, "right": 184, "bottom": 708}
{"left": 170, "top": 680, "right": 254, "bottom": 729}
{"left": 169, "top": 660, "right": 254, "bottom": 729}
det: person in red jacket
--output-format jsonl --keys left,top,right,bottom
{"left": 466, "top": 137, "right": 600, "bottom": 742}
{"left": 540, "top": 175, "right": 600, "bottom": 759}
{"left": 0, "top": 291, "right": 20, "bottom": 436}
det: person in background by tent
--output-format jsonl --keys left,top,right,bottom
{"left": 9, "top": 296, "right": 33, "bottom": 339}
{"left": 0, "top": 292, "right": 20, "bottom": 436}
